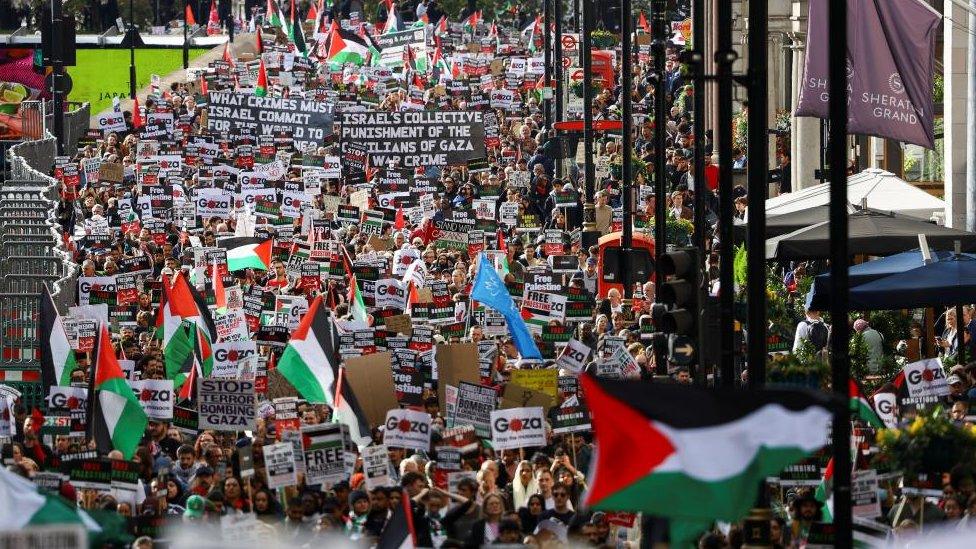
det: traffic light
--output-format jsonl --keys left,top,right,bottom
{"left": 659, "top": 247, "right": 699, "bottom": 336}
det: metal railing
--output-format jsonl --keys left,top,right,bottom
{"left": 0, "top": 103, "right": 87, "bottom": 369}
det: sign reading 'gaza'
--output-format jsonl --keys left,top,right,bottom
{"left": 340, "top": 111, "right": 487, "bottom": 168}
{"left": 207, "top": 91, "right": 335, "bottom": 151}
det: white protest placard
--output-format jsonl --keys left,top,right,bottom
{"left": 903, "top": 358, "right": 949, "bottom": 398}
{"left": 302, "top": 423, "right": 349, "bottom": 487}
{"left": 852, "top": 470, "right": 881, "bottom": 519}
{"left": 490, "top": 407, "right": 546, "bottom": 450}
{"left": 871, "top": 392, "right": 898, "bottom": 428}
{"left": 214, "top": 309, "right": 250, "bottom": 342}
{"left": 262, "top": 442, "right": 298, "bottom": 489}
{"left": 198, "top": 379, "right": 256, "bottom": 430}
{"left": 363, "top": 445, "right": 393, "bottom": 490}
{"left": 97, "top": 112, "right": 127, "bottom": 133}
{"left": 195, "top": 187, "right": 234, "bottom": 218}
{"left": 375, "top": 278, "right": 408, "bottom": 310}
{"left": 556, "top": 339, "right": 592, "bottom": 374}
{"left": 76, "top": 278, "right": 116, "bottom": 307}
{"left": 383, "top": 408, "right": 432, "bottom": 451}
{"left": 130, "top": 379, "right": 173, "bottom": 420}
{"left": 454, "top": 382, "right": 496, "bottom": 437}
{"left": 212, "top": 340, "right": 258, "bottom": 378}
{"left": 322, "top": 155, "right": 342, "bottom": 178}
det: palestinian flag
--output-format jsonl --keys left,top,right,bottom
{"left": 378, "top": 489, "right": 417, "bottom": 549}
{"left": 222, "top": 42, "right": 236, "bottom": 67}
{"left": 323, "top": 21, "right": 370, "bottom": 65}
{"left": 815, "top": 458, "right": 834, "bottom": 522}
{"left": 88, "top": 324, "right": 148, "bottom": 459}
{"left": 159, "top": 273, "right": 217, "bottom": 378}
{"left": 435, "top": 16, "right": 447, "bottom": 36}
{"left": 256, "top": 26, "right": 265, "bottom": 54}
{"left": 463, "top": 10, "right": 481, "bottom": 33}
{"left": 38, "top": 284, "right": 76, "bottom": 390}
{"left": 306, "top": 2, "right": 318, "bottom": 23}
{"left": 278, "top": 295, "right": 337, "bottom": 403}
{"left": 580, "top": 375, "right": 831, "bottom": 545}
{"left": 267, "top": 0, "right": 288, "bottom": 33}
{"left": 383, "top": 3, "right": 401, "bottom": 34}
{"left": 524, "top": 15, "right": 542, "bottom": 53}
{"left": 289, "top": 0, "right": 307, "bottom": 56}
{"left": 342, "top": 253, "right": 369, "bottom": 323}
{"left": 255, "top": 59, "right": 268, "bottom": 97}
{"left": 221, "top": 236, "right": 272, "bottom": 271}
{"left": 332, "top": 366, "right": 373, "bottom": 447}
{"left": 849, "top": 378, "right": 884, "bottom": 429}
{"left": 0, "top": 468, "right": 100, "bottom": 530}
{"left": 638, "top": 12, "right": 650, "bottom": 33}
{"left": 207, "top": 0, "right": 221, "bottom": 35}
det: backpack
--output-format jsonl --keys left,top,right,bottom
{"left": 805, "top": 320, "right": 829, "bottom": 351}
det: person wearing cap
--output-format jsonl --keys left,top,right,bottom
{"left": 948, "top": 374, "right": 970, "bottom": 402}
{"left": 183, "top": 494, "right": 207, "bottom": 522}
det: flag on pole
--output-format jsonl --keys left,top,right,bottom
{"left": 815, "top": 457, "right": 834, "bottom": 522}
{"left": 256, "top": 59, "right": 268, "bottom": 96}
{"left": 638, "top": 12, "right": 650, "bottom": 33}
{"left": 849, "top": 378, "right": 884, "bottom": 429}
{"left": 470, "top": 253, "right": 541, "bottom": 360}
{"left": 463, "top": 10, "right": 481, "bottom": 33}
{"left": 290, "top": 0, "right": 308, "bottom": 56}
{"left": 132, "top": 96, "right": 143, "bottom": 129}
{"left": 579, "top": 375, "right": 832, "bottom": 546}
{"left": 322, "top": 20, "right": 371, "bottom": 65}
{"left": 378, "top": 488, "right": 417, "bottom": 549}
{"left": 88, "top": 324, "right": 148, "bottom": 459}
{"left": 278, "top": 295, "right": 338, "bottom": 404}
{"left": 185, "top": 4, "right": 197, "bottom": 27}
{"left": 331, "top": 367, "right": 372, "bottom": 447}
{"left": 222, "top": 237, "right": 272, "bottom": 270}
{"left": 525, "top": 15, "right": 542, "bottom": 53}
{"left": 38, "top": 284, "right": 76, "bottom": 391}
{"left": 222, "top": 42, "right": 236, "bottom": 67}
{"left": 207, "top": 0, "right": 221, "bottom": 35}
{"left": 256, "top": 26, "right": 265, "bottom": 54}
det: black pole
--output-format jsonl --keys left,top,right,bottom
{"left": 651, "top": 0, "right": 667, "bottom": 374}
{"left": 691, "top": 0, "right": 706, "bottom": 382}
{"left": 828, "top": 0, "right": 851, "bottom": 546}
{"left": 183, "top": 0, "right": 190, "bottom": 69}
{"left": 716, "top": 0, "right": 735, "bottom": 386}
{"left": 544, "top": 3, "right": 553, "bottom": 129}
{"left": 51, "top": 0, "right": 65, "bottom": 156}
{"left": 746, "top": 0, "right": 768, "bottom": 384}
{"left": 619, "top": 0, "right": 633, "bottom": 302}
{"left": 581, "top": 0, "right": 596, "bottom": 235}
{"left": 128, "top": 0, "right": 137, "bottom": 100}
{"left": 554, "top": 0, "right": 564, "bottom": 126}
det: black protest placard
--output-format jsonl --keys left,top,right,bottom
{"left": 340, "top": 111, "right": 487, "bottom": 168}
{"left": 207, "top": 91, "right": 335, "bottom": 151}
{"left": 198, "top": 379, "right": 256, "bottom": 431}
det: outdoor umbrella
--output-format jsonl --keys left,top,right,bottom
{"left": 733, "top": 204, "right": 857, "bottom": 242}
{"left": 847, "top": 253, "right": 976, "bottom": 311}
{"left": 765, "top": 209, "right": 976, "bottom": 260}
{"left": 804, "top": 249, "right": 955, "bottom": 311}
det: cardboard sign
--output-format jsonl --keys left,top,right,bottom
{"left": 556, "top": 339, "right": 591, "bottom": 374}
{"left": 343, "top": 352, "right": 399, "bottom": 427}
{"left": 198, "top": 379, "right": 256, "bottom": 430}
{"left": 383, "top": 408, "right": 432, "bottom": 451}
{"left": 903, "top": 358, "right": 949, "bottom": 398}
{"left": 262, "top": 442, "right": 298, "bottom": 489}
{"left": 302, "top": 422, "right": 348, "bottom": 487}
{"left": 510, "top": 369, "right": 559, "bottom": 399}
{"left": 490, "top": 406, "right": 546, "bottom": 450}
{"left": 436, "top": 343, "right": 481, "bottom": 412}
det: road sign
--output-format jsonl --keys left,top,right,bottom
{"left": 561, "top": 34, "right": 577, "bottom": 50}
{"left": 562, "top": 56, "right": 571, "bottom": 69}
{"left": 570, "top": 69, "right": 584, "bottom": 82}
{"left": 670, "top": 335, "right": 695, "bottom": 366}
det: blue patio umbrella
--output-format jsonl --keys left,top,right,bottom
{"left": 846, "top": 253, "right": 976, "bottom": 310}
{"left": 804, "top": 249, "right": 954, "bottom": 311}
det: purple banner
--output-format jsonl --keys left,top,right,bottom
{"left": 795, "top": 0, "right": 941, "bottom": 149}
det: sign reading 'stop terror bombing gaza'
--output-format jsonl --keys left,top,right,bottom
{"left": 207, "top": 92, "right": 335, "bottom": 150}
{"left": 340, "top": 111, "right": 487, "bottom": 167}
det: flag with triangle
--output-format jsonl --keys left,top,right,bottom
{"left": 207, "top": 0, "right": 221, "bottom": 35}
{"left": 255, "top": 59, "right": 268, "bottom": 96}
{"left": 88, "top": 324, "right": 148, "bottom": 459}
{"left": 185, "top": 4, "right": 197, "bottom": 27}
{"left": 290, "top": 0, "right": 308, "bottom": 56}
{"left": 278, "top": 295, "right": 337, "bottom": 403}
{"left": 38, "top": 284, "right": 76, "bottom": 391}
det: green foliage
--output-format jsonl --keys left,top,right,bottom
{"left": 934, "top": 73, "right": 944, "bottom": 104}
{"left": 862, "top": 310, "right": 913, "bottom": 355}
{"left": 876, "top": 409, "right": 976, "bottom": 479}
{"left": 733, "top": 244, "right": 748, "bottom": 289}
{"left": 590, "top": 30, "right": 618, "bottom": 48}
{"left": 767, "top": 339, "right": 830, "bottom": 389}
{"left": 849, "top": 331, "right": 871, "bottom": 379}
